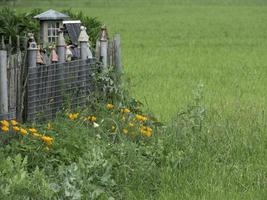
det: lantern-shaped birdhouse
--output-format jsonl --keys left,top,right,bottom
{"left": 34, "top": 9, "right": 69, "bottom": 45}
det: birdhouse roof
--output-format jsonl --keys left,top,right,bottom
{"left": 33, "top": 9, "right": 69, "bottom": 21}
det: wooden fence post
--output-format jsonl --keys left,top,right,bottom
{"left": 57, "top": 30, "right": 65, "bottom": 64}
{"left": 78, "top": 26, "right": 92, "bottom": 60}
{"left": 100, "top": 25, "right": 108, "bottom": 69}
{"left": 0, "top": 38, "right": 8, "bottom": 115}
{"left": 114, "top": 34, "right": 122, "bottom": 74}
{"left": 27, "top": 34, "right": 38, "bottom": 121}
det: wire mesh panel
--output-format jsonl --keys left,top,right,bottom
{"left": 26, "top": 59, "right": 101, "bottom": 121}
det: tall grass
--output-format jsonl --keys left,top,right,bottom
{"left": 0, "top": 0, "right": 266, "bottom": 199}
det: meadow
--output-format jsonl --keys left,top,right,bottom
{"left": 13, "top": 0, "right": 267, "bottom": 121}
{"left": 0, "top": 0, "right": 267, "bottom": 199}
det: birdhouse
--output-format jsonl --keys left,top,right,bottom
{"left": 34, "top": 9, "right": 69, "bottom": 45}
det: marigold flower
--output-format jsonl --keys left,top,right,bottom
{"left": 135, "top": 114, "right": 147, "bottom": 122}
{"left": 106, "top": 103, "right": 114, "bottom": 110}
{"left": 41, "top": 136, "right": 53, "bottom": 145}
{"left": 1, "top": 126, "right": 9, "bottom": 132}
{"left": 121, "top": 108, "right": 130, "bottom": 113}
{"left": 68, "top": 113, "right": 79, "bottom": 120}
{"left": 20, "top": 128, "right": 28, "bottom": 136}
{"left": 13, "top": 126, "right": 20, "bottom": 132}
{"left": 88, "top": 116, "right": 97, "bottom": 122}
{"left": 29, "top": 128, "right": 37, "bottom": 133}
{"left": 91, "top": 116, "right": 97, "bottom": 122}
{"left": 10, "top": 120, "right": 18, "bottom": 126}
{"left": 140, "top": 126, "right": 153, "bottom": 137}
{"left": 0, "top": 120, "right": 9, "bottom": 127}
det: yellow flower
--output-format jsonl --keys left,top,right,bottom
{"left": 68, "top": 113, "right": 79, "bottom": 120}
{"left": 128, "top": 122, "right": 134, "bottom": 127}
{"left": 0, "top": 120, "right": 9, "bottom": 127}
{"left": 19, "top": 128, "right": 28, "bottom": 136}
{"left": 106, "top": 103, "right": 114, "bottom": 110}
{"left": 1, "top": 126, "right": 9, "bottom": 132}
{"left": 47, "top": 123, "right": 52, "bottom": 130}
{"left": 135, "top": 114, "right": 147, "bottom": 122}
{"left": 112, "top": 125, "right": 116, "bottom": 131}
{"left": 122, "top": 128, "right": 128, "bottom": 134}
{"left": 13, "top": 126, "right": 20, "bottom": 132}
{"left": 10, "top": 120, "right": 18, "bottom": 126}
{"left": 41, "top": 136, "right": 53, "bottom": 145}
{"left": 88, "top": 116, "right": 97, "bottom": 122}
{"left": 29, "top": 128, "right": 37, "bottom": 133}
{"left": 121, "top": 108, "right": 130, "bottom": 113}
{"left": 91, "top": 116, "right": 97, "bottom": 122}
{"left": 140, "top": 126, "right": 153, "bottom": 137}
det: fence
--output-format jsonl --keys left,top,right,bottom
{"left": 0, "top": 26, "right": 122, "bottom": 122}
{"left": 0, "top": 51, "right": 26, "bottom": 121}
{"left": 26, "top": 59, "right": 101, "bottom": 121}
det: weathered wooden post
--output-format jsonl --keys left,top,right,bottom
{"left": 113, "top": 34, "right": 123, "bottom": 85}
{"left": 0, "top": 36, "right": 8, "bottom": 115}
{"left": 27, "top": 34, "right": 38, "bottom": 121}
{"left": 114, "top": 34, "right": 122, "bottom": 74}
{"left": 100, "top": 25, "right": 108, "bottom": 69}
{"left": 78, "top": 26, "right": 92, "bottom": 60}
{"left": 16, "top": 35, "right": 23, "bottom": 121}
{"left": 57, "top": 30, "right": 65, "bottom": 63}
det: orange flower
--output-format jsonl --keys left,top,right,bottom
{"left": 68, "top": 113, "right": 79, "bottom": 120}
{"left": 13, "top": 126, "right": 20, "bottom": 132}
{"left": 1, "top": 126, "right": 9, "bottom": 132}
{"left": 135, "top": 114, "right": 147, "bottom": 122}
{"left": 0, "top": 120, "right": 9, "bottom": 127}
{"left": 88, "top": 116, "right": 97, "bottom": 122}
{"left": 41, "top": 136, "right": 53, "bottom": 145}
{"left": 106, "top": 103, "right": 114, "bottom": 110}
{"left": 29, "top": 128, "right": 37, "bottom": 133}
{"left": 140, "top": 126, "right": 153, "bottom": 137}
{"left": 121, "top": 108, "right": 130, "bottom": 113}
{"left": 19, "top": 128, "right": 28, "bottom": 136}
{"left": 10, "top": 120, "right": 18, "bottom": 126}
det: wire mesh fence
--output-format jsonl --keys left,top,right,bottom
{"left": 26, "top": 59, "right": 102, "bottom": 121}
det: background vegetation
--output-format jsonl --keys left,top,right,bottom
{"left": 0, "top": 0, "right": 267, "bottom": 199}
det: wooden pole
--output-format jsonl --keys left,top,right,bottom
{"left": 100, "top": 25, "right": 108, "bottom": 69}
{"left": 114, "top": 34, "right": 122, "bottom": 74}
{"left": 57, "top": 30, "right": 65, "bottom": 64}
{"left": 0, "top": 49, "right": 8, "bottom": 114}
{"left": 27, "top": 34, "right": 38, "bottom": 121}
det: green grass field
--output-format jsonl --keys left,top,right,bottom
{"left": 1, "top": 0, "right": 267, "bottom": 199}
{"left": 13, "top": 0, "right": 267, "bottom": 121}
